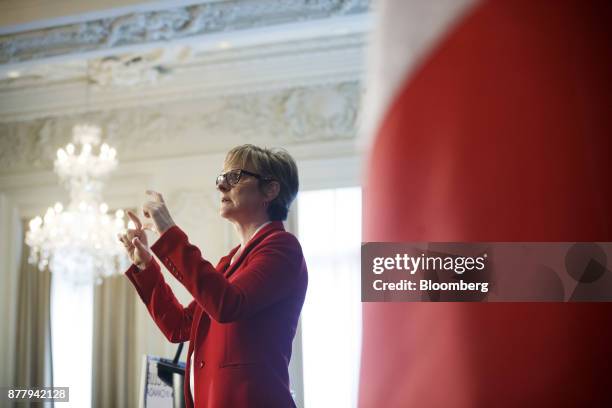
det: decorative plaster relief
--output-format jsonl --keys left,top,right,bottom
{"left": 0, "top": 0, "right": 369, "bottom": 64}
{"left": 0, "top": 81, "right": 361, "bottom": 174}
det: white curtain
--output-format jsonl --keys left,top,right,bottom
{"left": 50, "top": 273, "right": 93, "bottom": 407}
{"left": 298, "top": 187, "right": 362, "bottom": 408}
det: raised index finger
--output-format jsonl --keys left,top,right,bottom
{"left": 126, "top": 210, "right": 142, "bottom": 230}
{"left": 145, "top": 190, "right": 165, "bottom": 203}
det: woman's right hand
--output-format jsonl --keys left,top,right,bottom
{"left": 118, "top": 210, "right": 153, "bottom": 270}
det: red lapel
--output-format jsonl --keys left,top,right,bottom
{"left": 223, "top": 221, "right": 285, "bottom": 279}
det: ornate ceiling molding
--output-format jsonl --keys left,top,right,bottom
{"left": 0, "top": 0, "right": 370, "bottom": 123}
{"left": 0, "top": 33, "right": 366, "bottom": 122}
{"left": 0, "top": 81, "right": 362, "bottom": 175}
{"left": 0, "top": 0, "right": 369, "bottom": 64}
{"left": 86, "top": 50, "right": 173, "bottom": 87}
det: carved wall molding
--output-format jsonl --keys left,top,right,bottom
{"left": 0, "top": 81, "right": 362, "bottom": 174}
{"left": 87, "top": 49, "right": 174, "bottom": 87}
{"left": 0, "top": 31, "right": 366, "bottom": 122}
{"left": 0, "top": 0, "right": 369, "bottom": 64}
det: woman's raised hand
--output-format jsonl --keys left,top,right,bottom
{"left": 142, "top": 190, "right": 176, "bottom": 235}
{"left": 118, "top": 210, "right": 153, "bottom": 270}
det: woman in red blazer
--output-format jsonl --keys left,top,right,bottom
{"left": 118, "top": 145, "right": 308, "bottom": 408}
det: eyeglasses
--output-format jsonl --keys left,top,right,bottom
{"left": 215, "top": 169, "right": 273, "bottom": 188}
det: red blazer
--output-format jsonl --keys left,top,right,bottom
{"left": 125, "top": 221, "right": 308, "bottom": 408}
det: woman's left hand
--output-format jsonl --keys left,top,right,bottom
{"left": 142, "top": 190, "right": 176, "bottom": 234}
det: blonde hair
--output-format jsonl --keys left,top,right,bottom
{"left": 225, "top": 144, "right": 299, "bottom": 221}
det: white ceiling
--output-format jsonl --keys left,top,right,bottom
{"left": 0, "top": 0, "right": 371, "bottom": 122}
{"left": 0, "top": 0, "right": 371, "bottom": 184}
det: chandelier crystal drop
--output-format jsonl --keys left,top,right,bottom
{"left": 26, "top": 124, "right": 132, "bottom": 285}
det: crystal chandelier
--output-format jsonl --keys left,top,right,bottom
{"left": 26, "top": 124, "right": 130, "bottom": 285}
